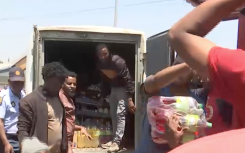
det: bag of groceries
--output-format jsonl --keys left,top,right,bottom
{"left": 147, "top": 96, "right": 212, "bottom": 144}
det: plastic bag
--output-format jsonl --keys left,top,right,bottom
{"left": 21, "top": 137, "right": 49, "bottom": 153}
{"left": 147, "top": 96, "right": 211, "bottom": 144}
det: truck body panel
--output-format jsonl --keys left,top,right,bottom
{"left": 25, "top": 26, "right": 147, "bottom": 152}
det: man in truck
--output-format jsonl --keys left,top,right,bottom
{"left": 96, "top": 43, "right": 136, "bottom": 152}
{"left": 59, "top": 71, "right": 91, "bottom": 153}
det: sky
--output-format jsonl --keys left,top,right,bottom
{"left": 0, "top": 0, "right": 239, "bottom": 63}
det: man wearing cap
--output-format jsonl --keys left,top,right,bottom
{"left": 0, "top": 67, "right": 25, "bottom": 153}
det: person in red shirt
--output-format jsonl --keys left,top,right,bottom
{"left": 169, "top": 128, "right": 245, "bottom": 153}
{"left": 168, "top": 0, "right": 245, "bottom": 130}
{"left": 162, "top": 0, "right": 245, "bottom": 152}
{"left": 195, "top": 75, "right": 233, "bottom": 135}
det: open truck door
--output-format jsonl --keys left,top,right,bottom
{"left": 140, "top": 29, "right": 173, "bottom": 114}
{"left": 137, "top": 30, "right": 172, "bottom": 145}
{"left": 146, "top": 30, "right": 173, "bottom": 76}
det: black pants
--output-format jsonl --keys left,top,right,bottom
{"left": 0, "top": 134, "right": 19, "bottom": 153}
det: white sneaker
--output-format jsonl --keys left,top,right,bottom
{"left": 101, "top": 141, "right": 113, "bottom": 149}
{"left": 108, "top": 143, "right": 120, "bottom": 152}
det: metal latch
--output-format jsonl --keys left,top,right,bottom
{"left": 76, "top": 33, "right": 88, "bottom": 38}
{"left": 139, "top": 52, "right": 147, "bottom": 61}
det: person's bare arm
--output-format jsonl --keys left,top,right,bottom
{"left": 0, "top": 119, "right": 8, "bottom": 145}
{"left": 0, "top": 98, "right": 9, "bottom": 146}
{"left": 75, "top": 125, "right": 92, "bottom": 139}
{"left": 144, "top": 63, "right": 190, "bottom": 94}
{"left": 168, "top": 0, "right": 245, "bottom": 78}
{"left": 74, "top": 125, "right": 82, "bottom": 131}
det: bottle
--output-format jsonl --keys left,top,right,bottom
{"left": 86, "top": 122, "right": 93, "bottom": 148}
{"left": 91, "top": 126, "right": 99, "bottom": 148}
{"left": 84, "top": 126, "right": 91, "bottom": 148}
{"left": 93, "top": 127, "right": 100, "bottom": 148}
{"left": 99, "top": 123, "right": 106, "bottom": 145}
{"left": 80, "top": 134, "right": 86, "bottom": 148}
{"left": 77, "top": 131, "right": 83, "bottom": 148}
{"left": 175, "top": 97, "right": 203, "bottom": 114}
{"left": 105, "top": 122, "right": 112, "bottom": 142}
{"left": 181, "top": 133, "right": 196, "bottom": 144}
{"left": 94, "top": 119, "right": 101, "bottom": 148}
{"left": 180, "top": 114, "right": 212, "bottom": 132}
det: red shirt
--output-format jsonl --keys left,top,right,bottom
{"left": 205, "top": 95, "right": 232, "bottom": 135}
{"left": 59, "top": 89, "right": 75, "bottom": 143}
{"left": 169, "top": 129, "right": 245, "bottom": 153}
{"left": 208, "top": 46, "right": 245, "bottom": 129}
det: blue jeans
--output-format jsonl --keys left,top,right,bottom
{"left": 134, "top": 115, "right": 171, "bottom": 153}
{"left": 0, "top": 134, "right": 19, "bottom": 153}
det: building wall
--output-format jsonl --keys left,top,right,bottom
{"left": 0, "top": 55, "right": 27, "bottom": 89}
{"left": 15, "top": 56, "right": 26, "bottom": 70}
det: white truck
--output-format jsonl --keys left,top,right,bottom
{"left": 25, "top": 26, "right": 171, "bottom": 153}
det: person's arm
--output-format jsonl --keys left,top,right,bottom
{"left": 0, "top": 119, "right": 8, "bottom": 146}
{"left": 18, "top": 99, "right": 33, "bottom": 144}
{"left": 74, "top": 125, "right": 82, "bottom": 131}
{"left": 144, "top": 63, "right": 190, "bottom": 94}
{"left": 74, "top": 125, "right": 92, "bottom": 139}
{"left": 115, "top": 58, "right": 134, "bottom": 99}
{"left": 0, "top": 98, "right": 8, "bottom": 146}
{"left": 168, "top": 0, "right": 245, "bottom": 78}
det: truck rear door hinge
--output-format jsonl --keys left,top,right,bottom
{"left": 139, "top": 52, "right": 147, "bottom": 61}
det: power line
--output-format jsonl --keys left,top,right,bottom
{"left": 0, "top": 0, "right": 176, "bottom": 21}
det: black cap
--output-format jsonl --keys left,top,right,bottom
{"left": 9, "top": 67, "right": 25, "bottom": 82}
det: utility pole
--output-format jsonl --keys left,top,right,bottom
{"left": 114, "top": 0, "right": 118, "bottom": 27}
